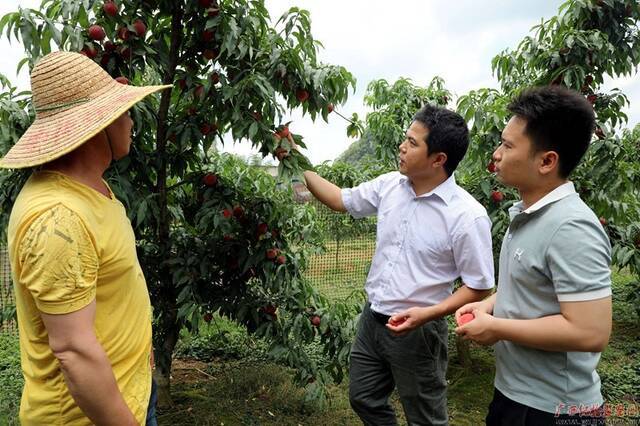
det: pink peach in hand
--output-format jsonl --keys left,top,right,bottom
{"left": 457, "top": 313, "right": 475, "bottom": 326}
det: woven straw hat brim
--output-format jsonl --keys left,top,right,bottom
{"left": 0, "top": 81, "right": 171, "bottom": 169}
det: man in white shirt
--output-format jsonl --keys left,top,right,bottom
{"left": 279, "top": 104, "right": 495, "bottom": 425}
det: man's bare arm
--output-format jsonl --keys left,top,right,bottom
{"left": 302, "top": 171, "right": 346, "bottom": 212}
{"left": 387, "top": 285, "right": 492, "bottom": 333}
{"left": 41, "top": 300, "right": 138, "bottom": 426}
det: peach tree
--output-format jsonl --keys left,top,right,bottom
{"left": 0, "top": 0, "right": 357, "bottom": 404}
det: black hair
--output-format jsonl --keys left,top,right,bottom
{"left": 412, "top": 105, "right": 469, "bottom": 176}
{"left": 507, "top": 85, "right": 595, "bottom": 178}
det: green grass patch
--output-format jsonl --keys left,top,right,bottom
{"left": 0, "top": 333, "right": 22, "bottom": 426}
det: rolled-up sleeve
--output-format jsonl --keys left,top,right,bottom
{"left": 452, "top": 215, "right": 495, "bottom": 290}
{"left": 341, "top": 173, "right": 393, "bottom": 218}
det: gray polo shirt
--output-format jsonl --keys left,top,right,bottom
{"left": 493, "top": 182, "right": 612, "bottom": 414}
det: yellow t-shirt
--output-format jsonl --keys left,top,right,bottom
{"left": 7, "top": 171, "right": 152, "bottom": 425}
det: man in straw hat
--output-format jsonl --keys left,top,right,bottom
{"left": 1, "top": 51, "right": 171, "bottom": 425}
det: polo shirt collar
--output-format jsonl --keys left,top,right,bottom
{"left": 509, "top": 181, "right": 576, "bottom": 220}
{"left": 399, "top": 173, "right": 457, "bottom": 205}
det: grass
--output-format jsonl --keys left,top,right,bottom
{"left": 0, "top": 333, "right": 22, "bottom": 426}
{"left": 158, "top": 346, "right": 495, "bottom": 426}
{"left": 156, "top": 268, "right": 639, "bottom": 425}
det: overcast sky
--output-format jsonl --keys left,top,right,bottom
{"left": 1, "top": 0, "right": 638, "bottom": 165}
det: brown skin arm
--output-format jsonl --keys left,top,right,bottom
{"left": 386, "top": 285, "right": 492, "bottom": 335}
{"left": 455, "top": 296, "right": 612, "bottom": 352}
{"left": 301, "top": 170, "right": 346, "bottom": 212}
{"left": 41, "top": 300, "right": 139, "bottom": 426}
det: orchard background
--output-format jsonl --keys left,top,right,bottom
{"left": 0, "top": 0, "right": 639, "bottom": 424}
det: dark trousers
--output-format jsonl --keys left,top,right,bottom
{"left": 486, "top": 388, "right": 606, "bottom": 426}
{"left": 349, "top": 303, "right": 449, "bottom": 426}
{"left": 146, "top": 379, "right": 158, "bottom": 426}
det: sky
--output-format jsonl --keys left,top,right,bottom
{"left": 1, "top": 0, "right": 639, "bottom": 165}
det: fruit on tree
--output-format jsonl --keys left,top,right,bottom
{"left": 276, "top": 255, "right": 286, "bottom": 265}
{"left": 587, "top": 94, "right": 597, "bottom": 105}
{"left": 222, "top": 209, "right": 232, "bottom": 218}
{"left": 327, "top": 103, "right": 334, "bottom": 113}
{"left": 311, "top": 315, "right": 321, "bottom": 327}
{"left": 199, "top": 0, "right": 213, "bottom": 7}
{"left": 278, "top": 126, "right": 290, "bottom": 138}
{"left": 103, "top": 1, "right": 118, "bottom": 17}
{"left": 487, "top": 162, "right": 497, "bottom": 173}
{"left": 117, "top": 26, "right": 130, "bottom": 41}
{"left": 118, "top": 46, "right": 132, "bottom": 60}
{"left": 202, "top": 173, "right": 218, "bottom": 187}
{"left": 491, "top": 191, "right": 504, "bottom": 203}
{"left": 115, "top": 76, "right": 129, "bottom": 85}
{"left": 100, "top": 53, "right": 111, "bottom": 66}
{"left": 457, "top": 313, "right": 475, "bottom": 326}
{"left": 203, "top": 312, "right": 213, "bottom": 323}
{"left": 88, "top": 25, "right": 106, "bottom": 41}
{"left": 296, "top": 89, "right": 309, "bottom": 102}
{"left": 599, "top": 217, "right": 607, "bottom": 226}
{"left": 266, "top": 248, "right": 279, "bottom": 259}
{"left": 202, "top": 30, "right": 215, "bottom": 42}
{"left": 104, "top": 40, "right": 116, "bottom": 52}
{"left": 210, "top": 72, "right": 220, "bottom": 84}
{"left": 233, "top": 206, "right": 244, "bottom": 218}
{"left": 200, "top": 123, "right": 211, "bottom": 135}
{"left": 257, "top": 223, "right": 268, "bottom": 235}
{"left": 595, "top": 127, "right": 605, "bottom": 139}
{"left": 274, "top": 147, "right": 288, "bottom": 161}
{"left": 133, "top": 19, "right": 146, "bottom": 37}
{"left": 203, "top": 49, "right": 218, "bottom": 60}
{"left": 81, "top": 45, "right": 98, "bottom": 58}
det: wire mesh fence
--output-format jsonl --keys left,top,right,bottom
{"left": 1, "top": 248, "right": 17, "bottom": 334}
{"left": 306, "top": 200, "right": 376, "bottom": 301}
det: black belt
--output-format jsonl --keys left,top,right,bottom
{"left": 370, "top": 309, "right": 391, "bottom": 325}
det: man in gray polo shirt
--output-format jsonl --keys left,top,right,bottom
{"left": 277, "top": 104, "right": 495, "bottom": 425}
{"left": 456, "top": 86, "right": 611, "bottom": 425}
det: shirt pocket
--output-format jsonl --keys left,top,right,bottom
{"left": 408, "top": 229, "right": 452, "bottom": 266}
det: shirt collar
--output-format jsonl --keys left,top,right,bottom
{"left": 399, "top": 173, "right": 457, "bottom": 205}
{"left": 509, "top": 181, "right": 576, "bottom": 220}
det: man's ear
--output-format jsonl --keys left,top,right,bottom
{"left": 432, "top": 152, "right": 448, "bottom": 169}
{"left": 539, "top": 150, "right": 560, "bottom": 176}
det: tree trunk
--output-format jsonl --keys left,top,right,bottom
{"left": 153, "top": 310, "right": 180, "bottom": 408}
{"left": 455, "top": 334, "right": 472, "bottom": 369}
{"left": 152, "top": 1, "right": 183, "bottom": 408}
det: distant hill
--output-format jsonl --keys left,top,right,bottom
{"left": 336, "top": 131, "right": 376, "bottom": 165}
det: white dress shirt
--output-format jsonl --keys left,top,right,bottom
{"left": 341, "top": 171, "right": 495, "bottom": 315}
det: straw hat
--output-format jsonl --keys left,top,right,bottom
{"left": 0, "top": 51, "right": 172, "bottom": 169}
